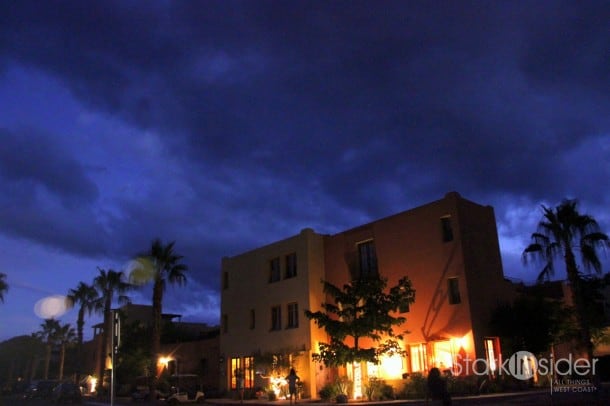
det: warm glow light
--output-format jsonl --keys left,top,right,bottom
{"left": 269, "top": 376, "right": 287, "bottom": 398}
{"left": 453, "top": 332, "right": 472, "bottom": 351}
{"left": 434, "top": 341, "right": 453, "bottom": 370}
{"left": 353, "top": 362, "right": 362, "bottom": 398}
{"left": 90, "top": 377, "right": 97, "bottom": 393}
{"left": 159, "top": 356, "right": 172, "bottom": 368}
{"left": 379, "top": 354, "right": 403, "bottom": 379}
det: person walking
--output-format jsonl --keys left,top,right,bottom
{"left": 285, "top": 368, "right": 300, "bottom": 404}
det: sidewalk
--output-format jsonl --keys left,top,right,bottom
{"left": 84, "top": 386, "right": 609, "bottom": 406}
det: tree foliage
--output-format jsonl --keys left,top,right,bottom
{"left": 305, "top": 276, "right": 415, "bottom": 366}
{"left": 93, "top": 268, "right": 132, "bottom": 385}
{"left": 140, "top": 239, "right": 188, "bottom": 399}
{"left": 490, "top": 293, "right": 561, "bottom": 356}
{"left": 0, "top": 272, "right": 7, "bottom": 303}
{"left": 67, "top": 281, "right": 99, "bottom": 381}
{"left": 523, "top": 199, "right": 609, "bottom": 361}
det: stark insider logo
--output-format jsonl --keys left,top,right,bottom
{"left": 454, "top": 351, "right": 598, "bottom": 380}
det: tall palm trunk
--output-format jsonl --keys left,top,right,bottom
{"left": 76, "top": 307, "right": 85, "bottom": 382}
{"left": 44, "top": 344, "right": 51, "bottom": 379}
{"left": 565, "top": 248, "right": 594, "bottom": 362}
{"left": 149, "top": 281, "right": 163, "bottom": 399}
{"left": 59, "top": 343, "right": 66, "bottom": 380}
{"left": 98, "top": 296, "right": 112, "bottom": 390}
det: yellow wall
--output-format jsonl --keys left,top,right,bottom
{"left": 220, "top": 228, "right": 327, "bottom": 398}
{"left": 220, "top": 193, "right": 511, "bottom": 398}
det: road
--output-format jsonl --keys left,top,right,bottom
{"left": 1, "top": 388, "right": 609, "bottom": 406}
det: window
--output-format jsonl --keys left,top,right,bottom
{"left": 357, "top": 240, "right": 378, "bottom": 278}
{"left": 484, "top": 337, "right": 499, "bottom": 375}
{"left": 271, "top": 305, "right": 282, "bottom": 331}
{"left": 269, "top": 257, "right": 280, "bottom": 283}
{"left": 441, "top": 216, "right": 454, "bottom": 242}
{"left": 448, "top": 277, "right": 461, "bottom": 304}
{"left": 287, "top": 302, "right": 299, "bottom": 328}
{"left": 285, "top": 253, "right": 297, "bottom": 278}
{"left": 249, "top": 309, "right": 255, "bottom": 330}
{"left": 222, "top": 271, "right": 229, "bottom": 290}
{"left": 222, "top": 314, "right": 228, "bottom": 333}
{"left": 231, "top": 356, "right": 254, "bottom": 390}
{"left": 410, "top": 343, "right": 427, "bottom": 373}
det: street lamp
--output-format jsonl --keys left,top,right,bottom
{"left": 159, "top": 356, "right": 172, "bottom": 370}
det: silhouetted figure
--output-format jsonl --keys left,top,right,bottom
{"left": 427, "top": 367, "right": 451, "bottom": 405}
{"left": 285, "top": 368, "right": 300, "bottom": 404}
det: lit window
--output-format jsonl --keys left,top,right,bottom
{"left": 441, "top": 216, "right": 454, "bottom": 242}
{"left": 285, "top": 253, "right": 297, "bottom": 278}
{"left": 231, "top": 356, "right": 254, "bottom": 390}
{"left": 271, "top": 305, "right": 282, "bottom": 331}
{"left": 287, "top": 302, "right": 299, "bottom": 328}
{"left": 269, "top": 257, "right": 280, "bottom": 283}
{"left": 357, "top": 240, "right": 378, "bottom": 279}
{"left": 484, "top": 337, "right": 499, "bottom": 374}
{"left": 448, "top": 277, "right": 461, "bottom": 305}
{"left": 410, "top": 343, "right": 427, "bottom": 373}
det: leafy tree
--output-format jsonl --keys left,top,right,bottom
{"left": 67, "top": 281, "right": 99, "bottom": 381}
{"left": 523, "top": 199, "right": 609, "bottom": 361}
{"left": 139, "top": 239, "right": 188, "bottom": 399}
{"left": 490, "top": 293, "right": 561, "bottom": 356}
{"left": 305, "top": 276, "right": 415, "bottom": 366}
{"left": 36, "top": 319, "right": 60, "bottom": 379}
{"left": 113, "top": 320, "right": 152, "bottom": 389}
{"left": 0, "top": 334, "right": 44, "bottom": 383}
{"left": 55, "top": 322, "right": 76, "bottom": 380}
{"left": 93, "top": 268, "right": 132, "bottom": 390}
{"left": 0, "top": 272, "right": 8, "bottom": 303}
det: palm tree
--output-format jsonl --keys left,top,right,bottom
{"left": 0, "top": 272, "right": 8, "bottom": 303}
{"left": 36, "top": 319, "right": 60, "bottom": 379}
{"left": 67, "top": 282, "right": 99, "bottom": 381}
{"left": 93, "top": 268, "right": 132, "bottom": 391}
{"left": 55, "top": 322, "right": 76, "bottom": 380}
{"left": 523, "top": 199, "right": 609, "bottom": 362}
{"left": 141, "top": 239, "right": 187, "bottom": 398}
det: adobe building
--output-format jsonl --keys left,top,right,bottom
{"left": 220, "top": 228, "right": 327, "bottom": 399}
{"left": 220, "top": 192, "right": 514, "bottom": 399}
{"left": 84, "top": 303, "right": 220, "bottom": 394}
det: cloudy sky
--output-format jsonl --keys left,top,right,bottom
{"left": 0, "top": 1, "right": 609, "bottom": 342}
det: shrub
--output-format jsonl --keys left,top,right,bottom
{"left": 399, "top": 372, "right": 427, "bottom": 399}
{"left": 363, "top": 378, "right": 382, "bottom": 401}
{"left": 335, "top": 393, "right": 348, "bottom": 403}
{"left": 319, "top": 383, "right": 336, "bottom": 401}
{"left": 335, "top": 376, "right": 352, "bottom": 396}
{"left": 380, "top": 383, "right": 394, "bottom": 400}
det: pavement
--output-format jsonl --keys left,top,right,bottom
{"left": 79, "top": 386, "right": 609, "bottom": 406}
{"left": 4, "top": 385, "right": 608, "bottom": 406}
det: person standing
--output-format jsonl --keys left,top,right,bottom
{"left": 285, "top": 368, "right": 300, "bottom": 404}
{"left": 426, "top": 367, "right": 451, "bottom": 406}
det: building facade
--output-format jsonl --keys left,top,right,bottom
{"left": 220, "top": 192, "right": 513, "bottom": 399}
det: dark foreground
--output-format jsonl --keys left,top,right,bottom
{"left": 2, "top": 387, "right": 609, "bottom": 406}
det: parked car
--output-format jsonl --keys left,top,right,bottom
{"left": 166, "top": 390, "right": 205, "bottom": 405}
{"left": 131, "top": 386, "right": 167, "bottom": 401}
{"left": 165, "top": 375, "right": 204, "bottom": 404}
{"left": 51, "top": 382, "right": 82, "bottom": 404}
{"left": 24, "top": 380, "right": 60, "bottom": 400}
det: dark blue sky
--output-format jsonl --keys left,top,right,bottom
{"left": 1, "top": 1, "right": 609, "bottom": 341}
